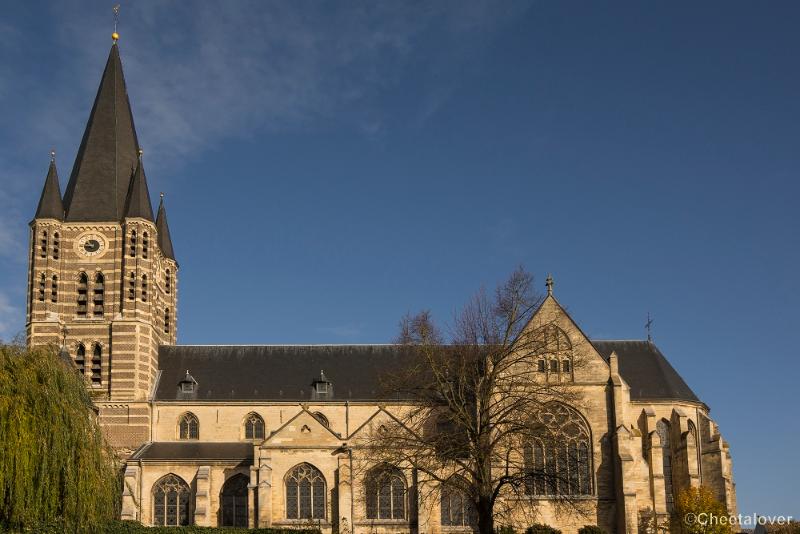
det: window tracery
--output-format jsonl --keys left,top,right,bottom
{"left": 178, "top": 412, "right": 199, "bottom": 440}
{"left": 523, "top": 403, "right": 592, "bottom": 496}
{"left": 245, "top": 412, "right": 265, "bottom": 440}
{"left": 153, "top": 474, "right": 191, "bottom": 526}
{"left": 365, "top": 465, "right": 406, "bottom": 520}
{"left": 285, "top": 463, "right": 325, "bottom": 520}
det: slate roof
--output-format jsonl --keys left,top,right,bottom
{"left": 63, "top": 43, "right": 140, "bottom": 221}
{"left": 155, "top": 198, "right": 175, "bottom": 261}
{"left": 155, "top": 345, "right": 416, "bottom": 402}
{"left": 154, "top": 342, "right": 701, "bottom": 404}
{"left": 591, "top": 340, "right": 700, "bottom": 402}
{"left": 123, "top": 157, "right": 155, "bottom": 221}
{"left": 130, "top": 442, "right": 253, "bottom": 462}
{"left": 34, "top": 160, "right": 65, "bottom": 220}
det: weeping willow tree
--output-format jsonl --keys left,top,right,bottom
{"left": 0, "top": 343, "right": 119, "bottom": 532}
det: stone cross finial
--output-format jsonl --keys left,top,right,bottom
{"left": 545, "top": 273, "right": 554, "bottom": 295}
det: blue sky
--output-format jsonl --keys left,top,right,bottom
{"left": 1, "top": 0, "right": 798, "bottom": 519}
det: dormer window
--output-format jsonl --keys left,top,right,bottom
{"left": 311, "top": 370, "right": 333, "bottom": 400}
{"left": 178, "top": 370, "right": 197, "bottom": 394}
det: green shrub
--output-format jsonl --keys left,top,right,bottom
{"left": 525, "top": 524, "right": 562, "bottom": 534}
{"left": 97, "top": 522, "right": 322, "bottom": 533}
{"left": 578, "top": 526, "right": 606, "bottom": 534}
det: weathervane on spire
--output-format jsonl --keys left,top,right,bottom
{"left": 645, "top": 312, "right": 654, "bottom": 342}
{"left": 112, "top": 4, "right": 121, "bottom": 42}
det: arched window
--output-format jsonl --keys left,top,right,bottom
{"left": 523, "top": 403, "right": 592, "bottom": 496}
{"left": 166, "top": 269, "right": 171, "bottom": 294}
{"left": 91, "top": 344, "right": 102, "bottom": 385}
{"left": 129, "top": 230, "right": 137, "bottom": 257}
{"left": 441, "top": 478, "right": 476, "bottom": 527}
{"left": 657, "top": 419, "right": 674, "bottom": 513}
{"left": 142, "top": 232, "right": 149, "bottom": 259}
{"left": 244, "top": 413, "right": 265, "bottom": 440}
{"left": 312, "top": 412, "right": 329, "bottom": 428}
{"left": 52, "top": 232, "right": 60, "bottom": 260}
{"left": 365, "top": 465, "right": 406, "bottom": 520}
{"left": 38, "top": 273, "right": 45, "bottom": 302}
{"left": 75, "top": 343, "right": 86, "bottom": 375}
{"left": 179, "top": 412, "right": 199, "bottom": 440}
{"left": 93, "top": 273, "right": 104, "bottom": 317}
{"left": 141, "top": 275, "right": 148, "bottom": 302}
{"left": 285, "top": 463, "right": 325, "bottom": 520}
{"left": 153, "top": 474, "right": 191, "bottom": 526}
{"left": 164, "top": 308, "right": 171, "bottom": 334}
{"left": 128, "top": 272, "right": 135, "bottom": 301}
{"left": 40, "top": 231, "right": 48, "bottom": 258}
{"left": 51, "top": 275, "right": 58, "bottom": 303}
{"left": 76, "top": 273, "right": 88, "bottom": 316}
{"left": 220, "top": 474, "right": 249, "bottom": 527}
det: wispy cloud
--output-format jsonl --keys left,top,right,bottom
{"left": 6, "top": 1, "right": 531, "bottom": 174}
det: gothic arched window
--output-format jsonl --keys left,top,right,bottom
{"left": 91, "top": 344, "right": 102, "bottom": 385}
{"left": 51, "top": 275, "right": 58, "bottom": 303}
{"left": 523, "top": 403, "right": 592, "bottom": 496}
{"left": 40, "top": 230, "right": 48, "bottom": 258}
{"left": 52, "top": 232, "right": 60, "bottom": 260}
{"left": 128, "top": 272, "right": 135, "bottom": 301}
{"left": 244, "top": 413, "right": 265, "bottom": 440}
{"left": 93, "top": 273, "right": 104, "bottom": 317}
{"left": 179, "top": 412, "right": 199, "bottom": 440}
{"left": 75, "top": 343, "right": 86, "bottom": 375}
{"left": 152, "top": 474, "right": 191, "bottom": 526}
{"left": 313, "top": 412, "right": 329, "bottom": 428}
{"left": 129, "top": 230, "right": 137, "bottom": 257}
{"left": 220, "top": 474, "right": 249, "bottom": 527}
{"left": 76, "top": 273, "right": 88, "bottom": 316}
{"left": 38, "top": 273, "right": 45, "bottom": 302}
{"left": 441, "top": 478, "right": 476, "bottom": 527}
{"left": 657, "top": 419, "right": 674, "bottom": 513}
{"left": 285, "top": 463, "right": 326, "bottom": 520}
{"left": 142, "top": 232, "right": 149, "bottom": 259}
{"left": 141, "top": 275, "right": 148, "bottom": 302}
{"left": 365, "top": 465, "right": 407, "bottom": 520}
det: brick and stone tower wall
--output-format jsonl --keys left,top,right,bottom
{"left": 26, "top": 41, "right": 177, "bottom": 457}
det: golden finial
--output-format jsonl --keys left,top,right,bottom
{"left": 112, "top": 5, "right": 121, "bottom": 42}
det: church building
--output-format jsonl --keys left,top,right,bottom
{"left": 26, "top": 37, "right": 736, "bottom": 533}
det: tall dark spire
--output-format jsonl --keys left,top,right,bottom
{"left": 124, "top": 151, "right": 155, "bottom": 221}
{"left": 156, "top": 195, "right": 176, "bottom": 261}
{"left": 34, "top": 154, "right": 65, "bottom": 220}
{"left": 63, "top": 43, "right": 140, "bottom": 221}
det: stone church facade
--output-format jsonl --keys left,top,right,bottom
{"left": 25, "top": 39, "right": 736, "bottom": 533}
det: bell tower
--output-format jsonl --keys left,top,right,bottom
{"left": 26, "top": 37, "right": 178, "bottom": 455}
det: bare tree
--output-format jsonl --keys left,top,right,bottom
{"left": 360, "top": 267, "right": 592, "bottom": 534}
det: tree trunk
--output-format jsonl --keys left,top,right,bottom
{"left": 476, "top": 495, "right": 494, "bottom": 534}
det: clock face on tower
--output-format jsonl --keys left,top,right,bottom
{"left": 75, "top": 233, "right": 107, "bottom": 258}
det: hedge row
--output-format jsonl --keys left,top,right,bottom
{"left": 0, "top": 520, "right": 322, "bottom": 534}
